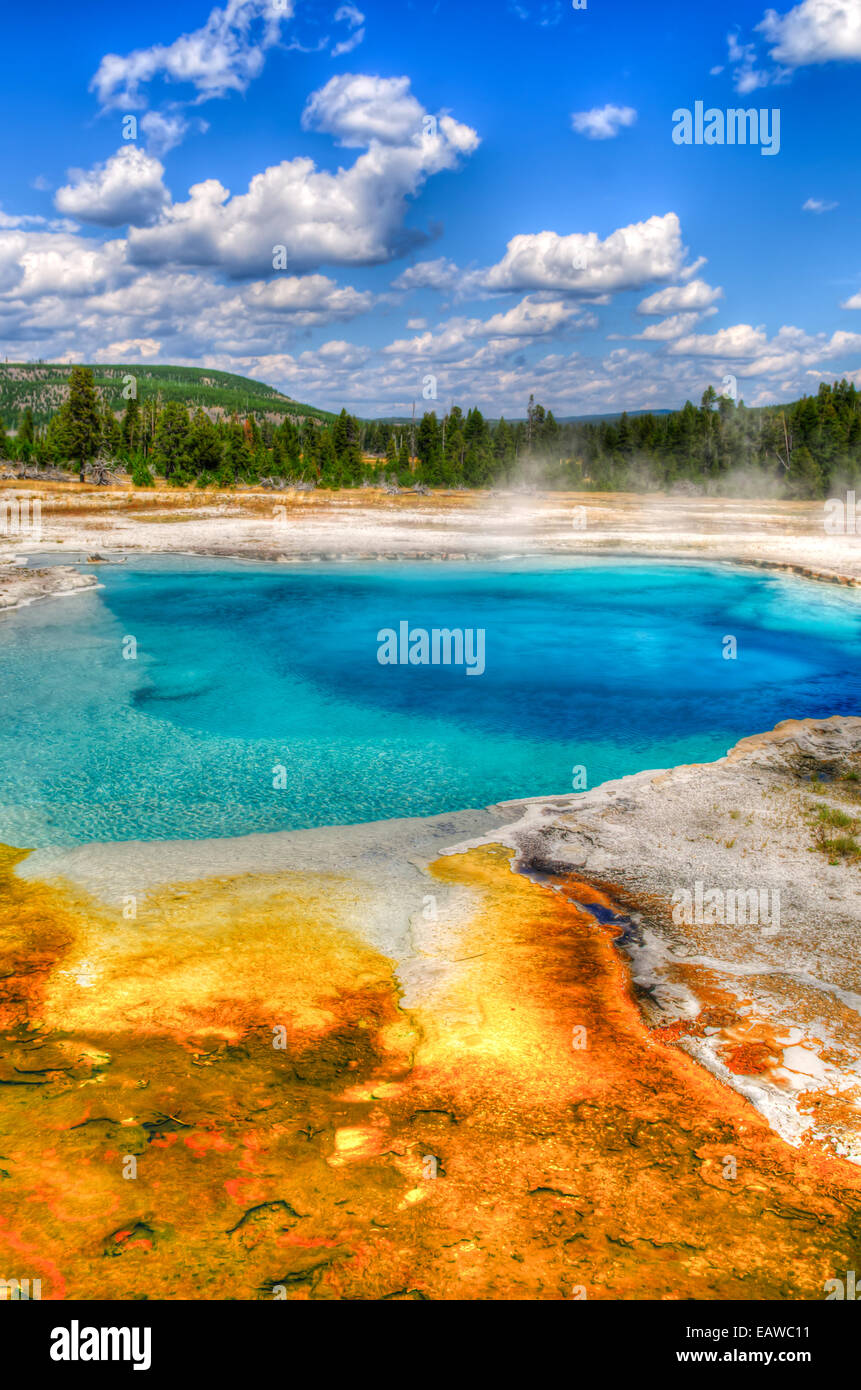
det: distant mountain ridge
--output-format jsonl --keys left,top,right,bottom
{"left": 375, "top": 408, "right": 677, "bottom": 427}
{"left": 0, "top": 363, "right": 336, "bottom": 429}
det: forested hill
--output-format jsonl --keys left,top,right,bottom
{"left": 1, "top": 364, "right": 860, "bottom": 498}
{"left": 0, "top": 363, "right": 335, "bottom": 428}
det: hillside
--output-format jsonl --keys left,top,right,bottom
{"left": 0, "top": 363, "right": 336, "bottom": 429}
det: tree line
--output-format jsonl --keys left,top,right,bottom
{"left": 1, "top": 366, "right": 859, "bottom": 497}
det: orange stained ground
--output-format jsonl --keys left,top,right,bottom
{"left": 0, "top": 839, "right": 859, "bottom": 1300}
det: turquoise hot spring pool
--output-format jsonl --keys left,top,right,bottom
{"left": 0, "top": 555, "right": 858, "bottom": 847}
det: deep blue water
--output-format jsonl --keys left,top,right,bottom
{"left": 0, "top": 556, "right": 858, "bottom": 847}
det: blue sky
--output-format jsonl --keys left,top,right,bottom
{"left": 1, "top": 0, "right": 861, "bottom": 416}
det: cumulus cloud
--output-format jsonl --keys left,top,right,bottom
{"left": 637, "top": 278, "right": 724, "bottom": 315}
{"left": 670, "top": 323, "right": 775, "bottom": 358}
{"left": 243, "top": 272, "right": 372, "bottom": 320}
{"left": 570, "top": 104, "right": 637, "bottom": 139}
{"left": 802, "top": 196, "right": 838, "bottom": 212}
{"left": 55, "top": 147, "right": 169, "bottom": 228}
{"left": 634, "top": 312, "right": 713, "bottom": 341}
{"left": 391, "top": 257, "right": 462, "bottom": 292}
{"left": 0, "top": 216, "right": 375, "bottom": 363}
{"left": 841, "top": 290, "right": 861, "bottom": 309}
{"left": 757, "top": 0, "right": 861, "bottom": 67}
{"left": 476, "top": 213, "right": 688, "bottom": 295}
{"left": 127, "top": 78, "right": 479, "bottom": 276}
{"left": 302, "top": 73, "right": 425, "bottom": 146}
{"left": 0, "top": 228, "right": 130, "bottom": 299}
{"left": 668, "top": 322, "right": 861, "bottom": 379}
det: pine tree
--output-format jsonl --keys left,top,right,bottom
{"left": 186, "top": 409, "right": 222, "bottom": 475}
{"left": 317, "top": 430, "right": 339, "bottom": 484}
{"left": 152, "top": 401, "right": 190, "bottom": 482}
{"left": 221, "top": 414, "right": 252, "bottom": 486}
{"left": 101, "top": 404, "right": 122, "bottom": 459}
{"left": 59, "top": 367, "right": 101, "bottom": 481}
{"left": 416, "top": 411, "right": 442, "bottom": 483}
{"left": 18, "top": 408, "right": 35, "bottom": 449}
{"left": 276, "top": 418, "right": 302, "bottom": 475}
{"left": 122, "top": 395, "right": 141, "bottom": 454}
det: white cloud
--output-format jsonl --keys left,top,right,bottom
{"left": 723, "top": 1, "right": 861, "bottom": 93}
{"left": 332, "top": 4, "right": 365, "bottom": 57}
{"left": 635, "top": 312, "right": 713, "bottom": 341}
{"left": 94, "top": 337, "right": 162, "bottom": 360}
{"left": 0, "top": 211, "right": 48, "bottom": 229}
{"left": 55, "top": 148, "right": 169, "bottom": 228}
{"left": 128, "top": 78, "right": 479, "bottom": 276}
{"left": 668, "top": 321, "right": 861, "bottom": 378}
{"left": 841, "top": 290, "right": 861, "bottom": 309}
{"left": 392, "top": 257, "right": 462, "bottom": 292}
{"left": 9, "top": 243, "right": 855, "bottom": 415}
{"left": 670, "top": 323, "right": 773, "bottom": 358}
{"left": 332, "top": 28, "right": 365, "bottom": 56}
{"left": 140, "top": 111, "right": 204, "bottom": 157}
{"left": 193, "top": 310, "right": 861, "bottom": 415}
{"left": 302, "top": 74, "right": 425, "bottom": 146}
{"left": 727, "top": 32, "right": 772, "bottom": 92}
{"left": 477, "top": 213, "right": 689, "bottom": 295}
{"left": 637, "top": 278, "right": 724, "bottom": 315}
{"left": 483, "top": 296, "right": 587, "bottom": 338}
{"left": 757, "top": 0, "right": 861, "bottom": 67}
{"left": 383, "top": 296, "right": 592, "bottom": 362}
{"left": 0, "top": 228, "right": 130, "bottom": 299}
{"left": 0, "top": 216, "right": 375, "bottom": 366}
{"left": 570, "top": 104, "right": 637, "bottom": 139}
{"left": 802, "top": 196, "right": 838, "bottom": 212}
{"left": 243, "top": 272, "right": 372, "bottom": 319}
{"left": 90, "top": 0, "right": 293, "bottom": 110}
